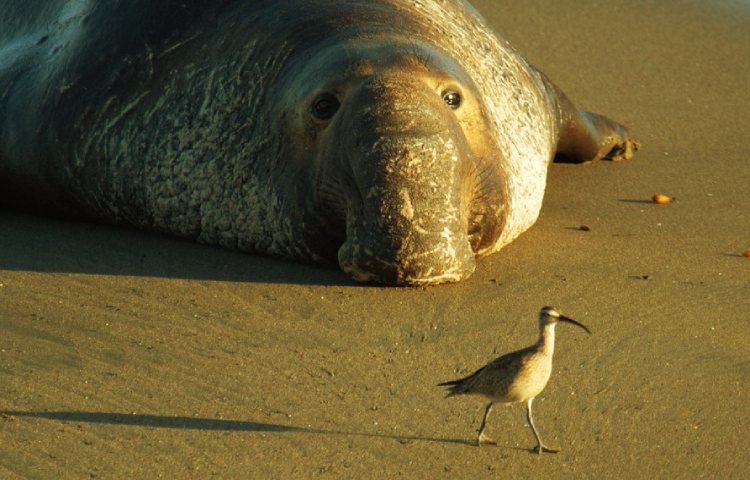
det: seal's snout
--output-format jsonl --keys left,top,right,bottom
{"left": 338, "top": 230, "right": 476, "bottom": 285}
{"left": 336, "top": 75, "right": 477, "bottom": 285}
{"left": 336, "top": 136, "right": 477, "bottom": 285}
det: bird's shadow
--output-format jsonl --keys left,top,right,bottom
{"left": 1, "top": 410, "right": 478, "bottom": 447}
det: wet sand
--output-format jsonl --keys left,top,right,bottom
{"left": 1, "top": 0, "right": 748, "bottom": 478}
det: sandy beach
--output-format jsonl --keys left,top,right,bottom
{"left": 1, "top": 0, "right": 748, "bottom": 478}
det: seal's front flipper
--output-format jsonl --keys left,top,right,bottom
{"left": 544, "top": 76, "right": 640, "bottom": 164}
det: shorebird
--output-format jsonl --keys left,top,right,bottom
{"left": 438, "top": 306, "right": 591, "bottom": 454}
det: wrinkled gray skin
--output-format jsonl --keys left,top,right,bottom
{"left": 0, "top": 0, "right": 638, "bottom": 285}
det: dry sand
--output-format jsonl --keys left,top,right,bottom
{"left": 1, "top": 0, "right": 748, "bottom": 478}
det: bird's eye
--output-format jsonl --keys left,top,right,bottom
{"left": 311, "top": 93, "right": 340, "bottom": 120}
{"left": 442, "top": 90, "right": 462, "bottom": 109}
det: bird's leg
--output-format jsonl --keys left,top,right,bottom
{"left": 477, "top": 402, "right": 496, "bottom": 446}
{"left": 526, "top": 397, "right": 558, "bottom": 454}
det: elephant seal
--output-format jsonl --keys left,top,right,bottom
{"left": 0, "top": 0, "right": 638, "bottom": 285}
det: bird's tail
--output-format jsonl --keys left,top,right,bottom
{"left": 437, "top": 377, "right": 469, "bottom": 397}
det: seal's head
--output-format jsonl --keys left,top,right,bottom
{"left": 274, "top": 38, "right": 508, "bottom": 285}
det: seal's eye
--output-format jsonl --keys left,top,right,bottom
{"left": 442, "top": 90, "right": 462, "bottom": 109}
{"left": 311, "top": 93, "right": 340, "bottom": 120}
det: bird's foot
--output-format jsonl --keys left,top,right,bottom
{"left": 533, "top": 444, "right": 559, "bottom": 455}
{"left": 477, "top": 433, "right": 497, "bottom": 446}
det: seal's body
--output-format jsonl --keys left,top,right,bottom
{"left": 0, "top": 0, "right": 638, "bottom": 285}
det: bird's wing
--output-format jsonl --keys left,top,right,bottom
{"left": 480, "top": 345, "right": 534, "bottom": 375}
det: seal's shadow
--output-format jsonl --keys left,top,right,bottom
{"left": 1, "top": 410, "right": 474, "bottom": 447}
{"left": 0, "top": 209, "right": 351, "bottom": 285}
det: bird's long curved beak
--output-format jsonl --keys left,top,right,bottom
{"left": 559, "top": 315, "right": 592, "bottom": 334}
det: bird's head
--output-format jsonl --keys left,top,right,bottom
{"left": 539, "top": 306, "right": 592, "bottom": 334}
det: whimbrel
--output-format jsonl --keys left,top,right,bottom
{"left": 438, "top": 306, "right": 591, "bottom": 454}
